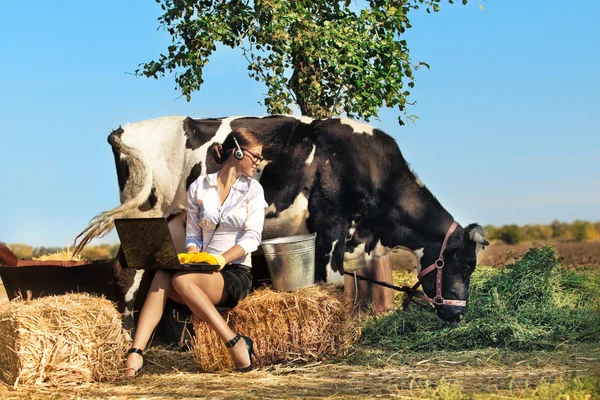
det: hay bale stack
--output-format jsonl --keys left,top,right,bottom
{"left": 0, "top": 293, "right": 128, "bottom": 387}
{"left": 191, "top": 284, "right": 360, "bottom": 371}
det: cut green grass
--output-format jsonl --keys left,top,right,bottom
{"left": 361, "top": 245, "right": 600, "bottom": 351}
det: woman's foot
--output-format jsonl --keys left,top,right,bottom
{"left": 124, "top": 348, "right": 146, "bottom": 377}
{"left": 225, "top": 335, "right": 253, "bottom": 372}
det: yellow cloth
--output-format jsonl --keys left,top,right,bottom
{"left": 177, "top": 252, "right": 219, "bottom": 265}
{"left": 212, "top": 254, "right": 227, "bottom": 269}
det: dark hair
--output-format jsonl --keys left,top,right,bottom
{"left": 211, "top": 127, "right": 262, "bottom": 164}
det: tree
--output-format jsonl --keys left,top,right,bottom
{"left": 483, "top": 224, "right": 499, "bottom": 241}
{"left": 551, "top": 220, "right": 573, "bottom": 240}
{"left": 138, "top": 0, "right": 468, "bottom": 124}
{"left": 571, "top": 220, "right": 598, "bottom": 241}
{"left": 9, "top": 244, "right": 32, "bottom": 260}
{"left": 498, "top": 224, "right": 521, "bottom": 245}
{"left": 79, "top": 244, "right": 114, "bottom": 260}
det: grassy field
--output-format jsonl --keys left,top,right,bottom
{"left": 1, "top": 245, "right": 599, "bottom": 399}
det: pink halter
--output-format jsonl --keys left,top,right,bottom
{"left": 402, "top": 221, "right": 466, "bottom": 309}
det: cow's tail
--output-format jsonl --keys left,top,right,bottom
{"left": 73, "top": 132, "right": 155, "bottom": 255}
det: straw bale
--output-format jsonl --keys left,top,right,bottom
{"left": 191, "top": 284, "right": 360, "bottom": 371}
{"left": 0, "top": 293, "right": 128, "bottom": 387}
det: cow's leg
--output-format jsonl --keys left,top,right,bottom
{"left": 317, "top": 225, "right": 346, "bottom": 286}
{"left": 365, "top": 250, "right": 395, "bottom": 314}
{"left": 344, "top": 246, "right": 395, "bottom": 315}
{"left": 113, "top": 248, "right": 144, "bottom": 334}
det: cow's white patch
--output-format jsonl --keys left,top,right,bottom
{"left": 415, "top": 177, "right": 424, "bottom": 188}
{"left": 413, "top": 248, "right": 425, "bottom": 273}
{"left": 305, "top": 145, "right": 316, "bottom": 165}
{"left": 325, "top": 239, "right": 344, "bottom": 286}
{"left": 293, "top": 115, "right": 315, "bottom": 125}
{"left": 253, "top": 160, "right": 270, "bottom": 181}
{"left": 340, "top": 118, "right": 374, "bottom": 135}
{"left": 344, "top": 242, "right": 366, "bottom": 261}
{"left": 263, "top": 192, "right": 310, "bottom": 239}
{"left": 347, "top": 220, "right": 356, "bottom": 237}
{"left": 343, "top": 242, "right": 367, "bottom": 272}
{"left": 125, "top": 269, "right": 145, "bottom": 303}
{"left": 118, "top": 116, "right": 190, "bottom": 213}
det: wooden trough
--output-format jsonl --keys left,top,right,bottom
{"left": 0, "top": 243, "right": 118, "bottom": 302}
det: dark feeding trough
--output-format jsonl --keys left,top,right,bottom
{"left": 0, "top": 243, "right": 118, "bottom": 302}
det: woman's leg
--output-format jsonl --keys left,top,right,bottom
{"left": 171, "top": 271, "right": 251, "bottom": 369}
{"left": 124, "top": 270, "right": 177, "bottom": 376}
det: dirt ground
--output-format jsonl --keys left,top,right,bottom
{"left": 389, "top": 239, "right": 600, "bottom": 271}
{"left": 477, "top": 239, "right": 600, "bottom": 268}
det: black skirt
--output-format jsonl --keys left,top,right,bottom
{"left": 220, "top": 264, "right": 253, "bottom": 309}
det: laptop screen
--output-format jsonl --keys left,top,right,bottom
{"left": 115, "top": 218, "right": 181, "bottom": 268}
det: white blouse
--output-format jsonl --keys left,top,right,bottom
{"left": 185, "top": 172, "right": 268, "bottom": 267}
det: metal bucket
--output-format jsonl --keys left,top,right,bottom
{"left": 261, "top": 233, "right": 317, "bottom": 291}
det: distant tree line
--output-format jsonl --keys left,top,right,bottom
{"left": 484, "top": 220, "right": 600, "bottom": 245}
{"left": 7, "top": 244, "right": 120, "bottom": 261}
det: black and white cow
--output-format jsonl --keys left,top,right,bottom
{"left": 76, "top": 115, "right": 488, "bottom": 326}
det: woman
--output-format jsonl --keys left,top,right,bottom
{"left": 124, "top": 127, "right": 267, "bottom": 376}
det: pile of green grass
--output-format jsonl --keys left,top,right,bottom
{"left": 361, "top": 245, "right": 600, "bottom": 351}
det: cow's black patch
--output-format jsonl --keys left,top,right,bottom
{"left": 138, "top": 187, "right": 157, "bottom": 211}
{"left": 183, "top": 117, "right": 223, "bottom": 150}
{"left": 108, "top": 127, "right": 129, "bottom": 192}
{"left": 166, "top": 213, "right": 178, "bottom": 222}
{"left": 265, "top": 209, "right": 279, "bottom": 219}
{"left": 111, "top": 126, "right": 124, "bottom": 137}
{"left": 186, "top": 161, "right": 203, "bottom": 189}
{"left": 148, "top": 187, "right": 158, "bottom": 209}
{"left": 230, "top": 116, "right": 302, "bottom": 158}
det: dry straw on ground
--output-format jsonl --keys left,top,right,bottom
{"left": 0, "top": 293, "right": 129, "bottom": 388}
{"left": 191, "top": 284, "right": 361, "bottom": 371}
{"left": 32, "top": 246, "right": 85, "bottom": 262}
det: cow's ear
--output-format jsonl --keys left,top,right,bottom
{"left": 465, "top": 223, "right": 488, "bottom": 244}
{"left": 464, "top": 223, "right": 489, "bottom": 254}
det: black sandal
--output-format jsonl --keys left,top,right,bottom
{"left": 224, "top": 334, "right": 256, "bottom": 372}
{"left": 125, "top": 348, "right": 146, "bottom": 377}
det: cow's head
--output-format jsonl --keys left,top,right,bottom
{"left": 419, "top": 223, "right": 488, "bottom": 323}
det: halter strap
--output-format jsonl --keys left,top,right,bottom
{"left": 403, "top": 221, "right": 467, "bottom": 308}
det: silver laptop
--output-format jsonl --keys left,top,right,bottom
{"left": 114, "top": 218, "right": 219, "bottom": 272}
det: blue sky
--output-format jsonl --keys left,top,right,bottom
{"left": 1, "top": 0, "right": 598, "bottom": 247}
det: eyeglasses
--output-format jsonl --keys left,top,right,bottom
{"left": 242, "top": 148, "right": 264, "bottom": 163}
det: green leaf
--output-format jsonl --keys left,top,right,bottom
{"left": 139, "top": 0, "right": 470, "bottom": 125}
